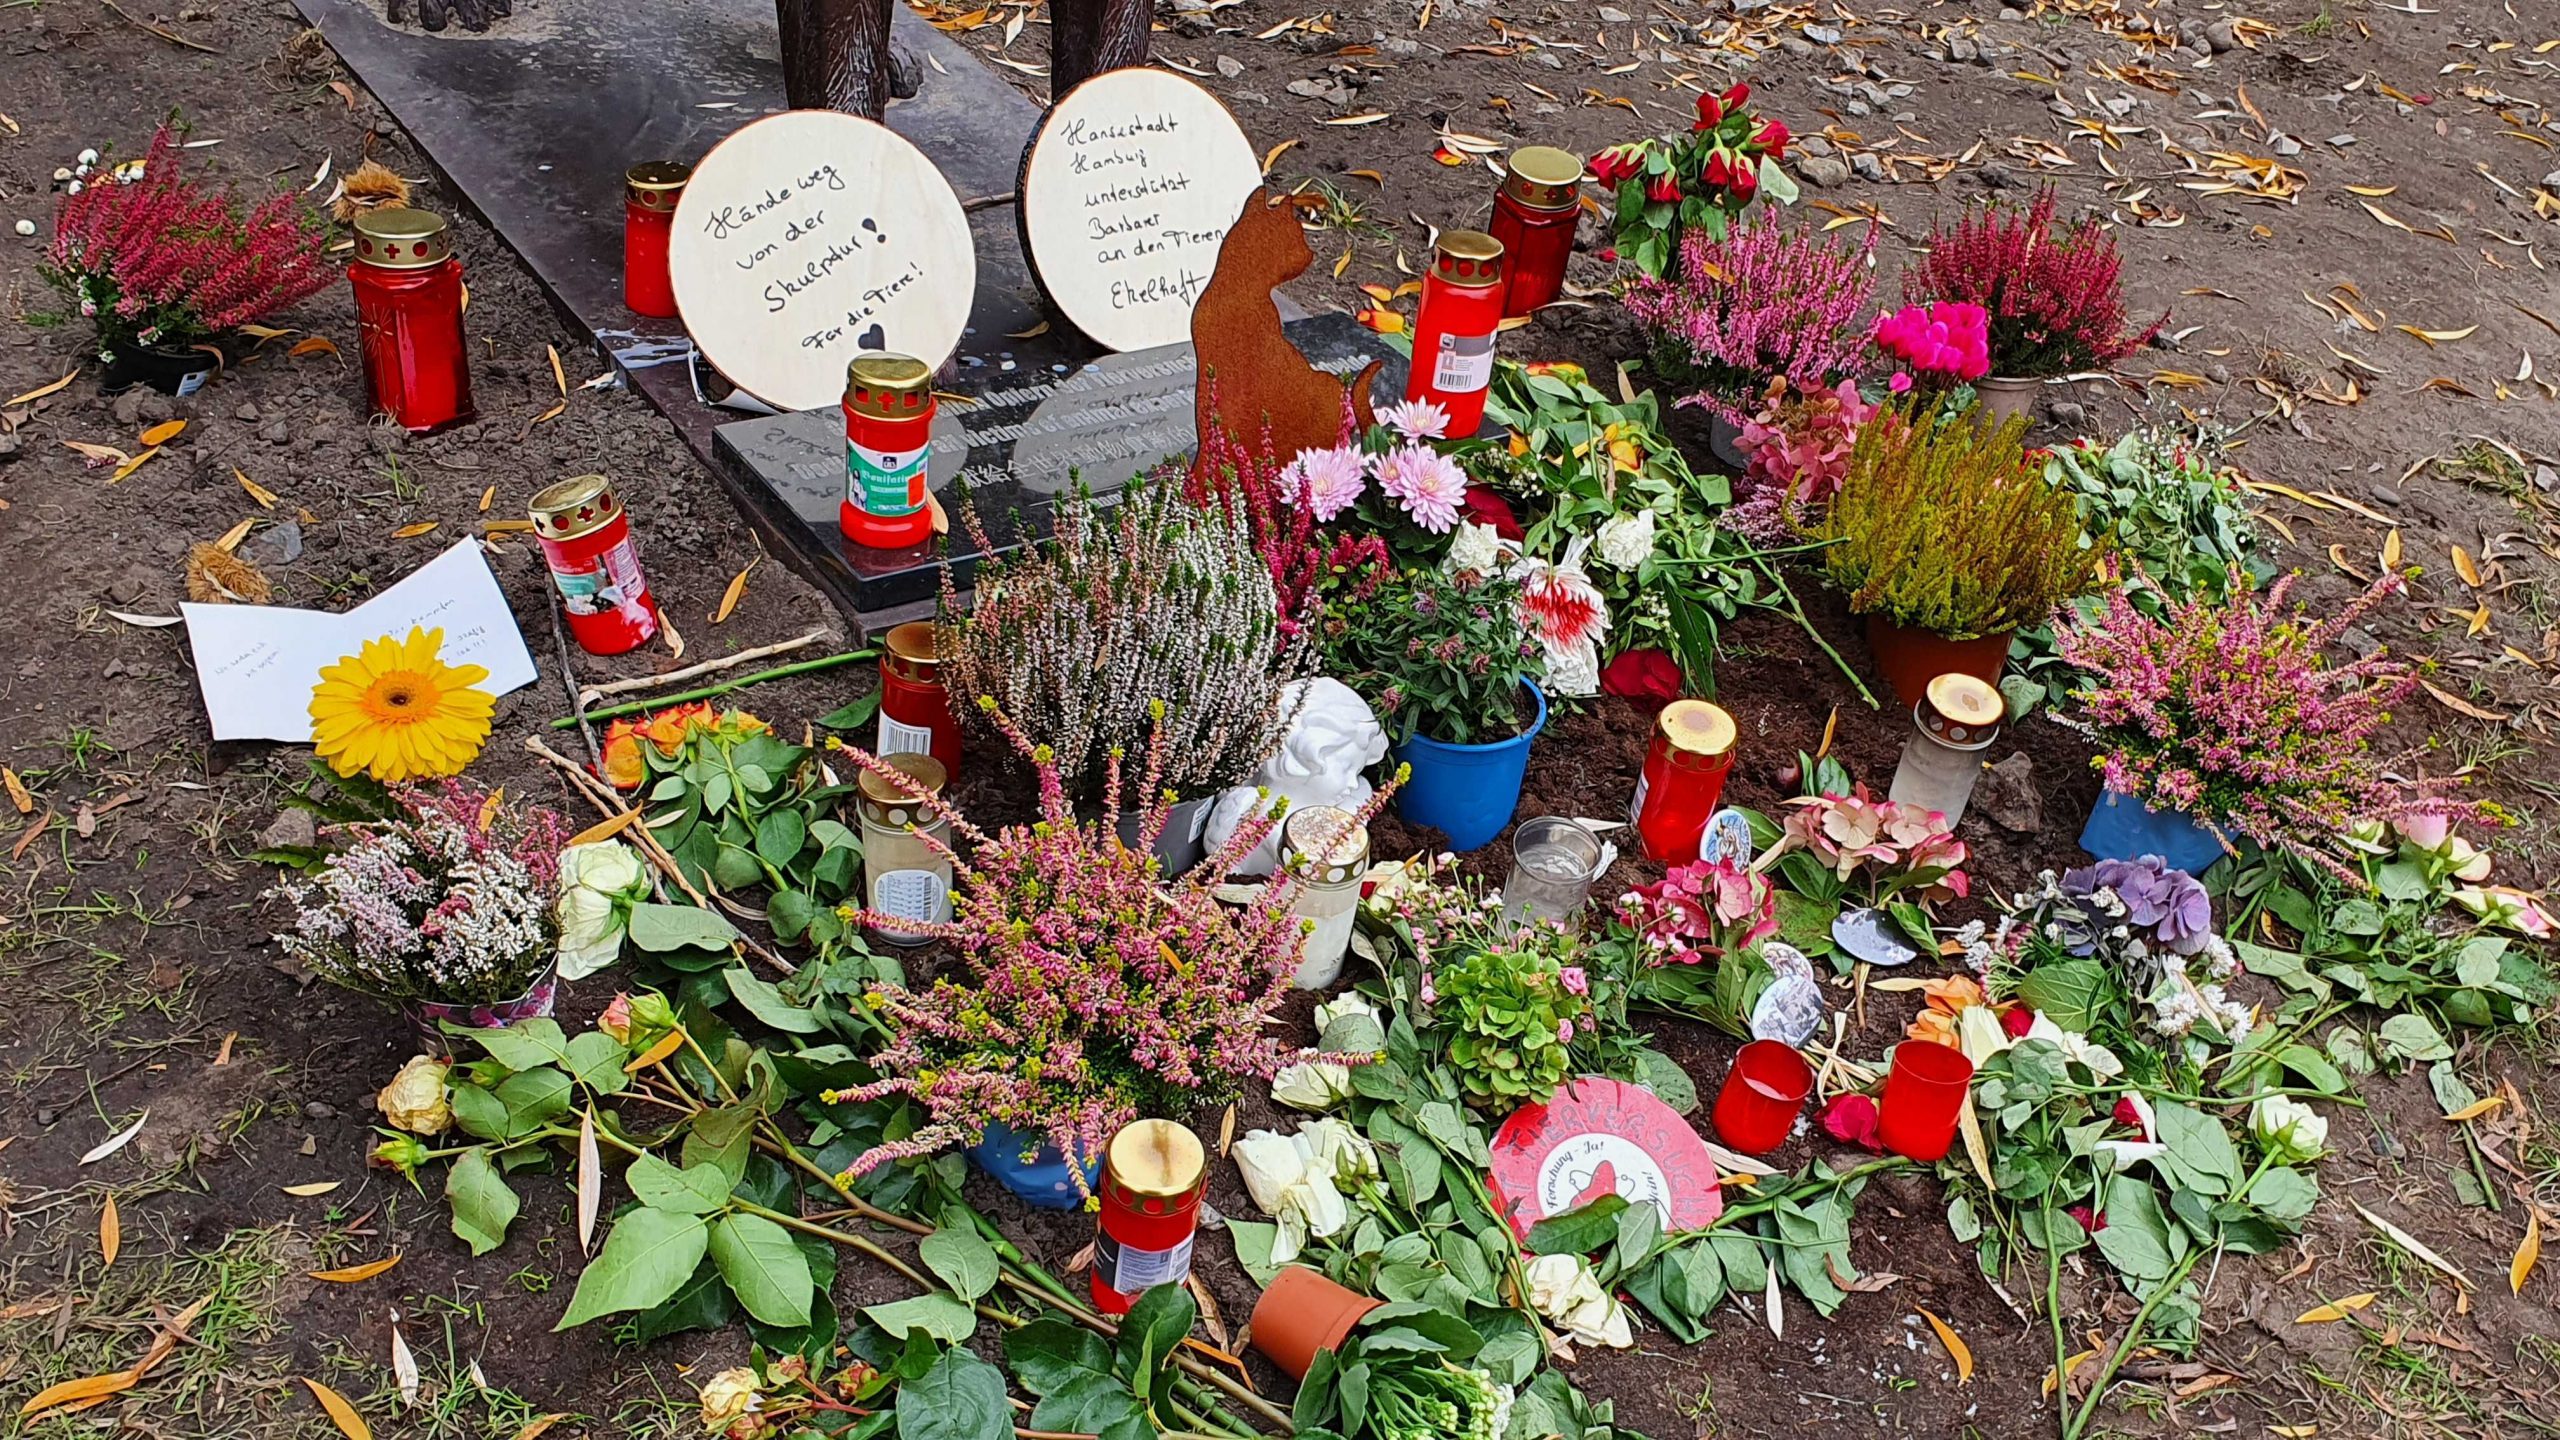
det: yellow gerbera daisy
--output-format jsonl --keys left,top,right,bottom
{"left": 308, "top": 626, "right": 496, "bottom": 782}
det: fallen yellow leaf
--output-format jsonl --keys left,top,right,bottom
{"left": 2516, "top": 1211, "right": 2542, "bottom": 1295}
{"left": 510, "top": 1418, "right": 572, "bottom": 1440}
{"left": 17, "top": 1370, "right": 140, "bottom": 1419}
{"left": 213, "top": 518, "right": 257, "bottom": 553}
{"left": 546, "top": 343, "right": 567, "bottom": 397}
{"left": 309, "top": 1256, "right": 402, "bottom": 1284}
{"left": 236, "top": 468, "right": 278, "bottom": 509}
{"left": 2453, "top": 546, "right": 2483, "bottom": 586}
{"left": 281, "top": 1181, "right": 342, "bottom": 1197}
{"left": 1918, "top": 1306, "right": 1974, "bottom": 1382}
{"left": 1261, "top": 138, "right": 1301, "bottom": 172}
{"left": 101, "top": 1195, "right": 120, "bottom": 1268}
{"left": 1323, "top": 112, "right": 1392, "bottom": 126}
{"left": 2294, "top": 1292, "right": 2377, "bottom": 1324}
{"left": 4, "top": 368, "right": 80, "bottom": 407}
{"left": 3, "top": 767, "right": 29, "bottom": 815}
{"left": 2443, "top": 1095, "right": 2504, "bottom": 1122}
{"left": 303, "top": 1378, "right": 372, "bottom": 1440}
{"left": 2419, "top": 678, "right": 2510, "bottom": 722}
{"left": 391, "top": 522, "right": 440, "bottom": 538}
{"left": 713, "top": 557, "right": 757, "bottom": 624}
{"left": 289, "top": 336, "right": 340, "bottom": 358}
{"left": 624, "top": 1029, "right": 688, "bottom": 1073}
{"left": 109, "top": 446, "right": 162, "bottom": 483}
{"left": 137, "top": 419, "right": 187, "bottom": 447}
{"left": 2381, "top": 529, "right": 2402, "bottom": 569}
{"left": 566, "top": 809, "right": 642, "bottom": 848}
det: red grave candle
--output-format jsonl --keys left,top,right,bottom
{"left": 1405, "top": 229, "right": 1506, "bottom": 436}
{"left": 841, "top": 353, "right": 937, "bottom": 549}
{"left": 1486, "top": 146, "right": 1583, "bottom": 319}
{"left": 530, "top": 473, "right": 661, "bottom": 656}
{"left": 1711, "top": 1040, "right": 1813, "bottom": 1155}
{"left": 1877, "top": 1041, "right": 1975, "bottom": 1164}
{"left": 623, "top": 161, "right": 689, "bottom": 319}
{"left": 349, "top": 207, "right": 475, "bottom": 435}
{"left": 1089, "top": 1119, "right": 1207, "bottom": 1316}
{"left": 876, "top": 620, "right": 962, "bottom": 779}
{"left": 1630, "top": 699, "right": 1737, "bottom": 866}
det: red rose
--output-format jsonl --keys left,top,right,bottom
{"left": 1459, "top": 484, "right": 1523, "bottom": 540}
{"left": 2112, "top": 1096, "right": 2150, "bottom": 1136}
{"left": 1729, "top": 164, "right": 1758, "bottom": 203}
{"left": 1818, "top": 1093, "right": 1883, "bottom": 1152}
{"left": 2067, "top": 1205, "right": 2107, "bottom": 1235}
{"left": 2001, "top": 1006, "right": 2038, "bottom": 1039}
{"left": 1702, "top": 150, "right": 1730, "bottom": 188}
{"left": 1722, "top": 81, "right": 1751, "bottom": 110}
{"left": 1645, "top": 173, "right": 1681, "bottom": 204}
{"left": 1600, "top": 647, "right": 1682, "bottom": 703}
{"left": 1694, "top": 92, "right": 1724, "bottom": 128}
{"left": 1588, "top": 148, "right": 1627, "bottom": 186}
{"left": 1754, "top": 118, "right": 1790, "bottom": 160}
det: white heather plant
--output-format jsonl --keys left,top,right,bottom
{"left": 942, "top": 474, "right": 1312, "bottom": 805}
{"left": 271, "top": 781, "right": 569, "bottom": 1005}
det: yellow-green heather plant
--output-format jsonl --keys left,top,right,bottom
{"left": 1811, "top": 402, "right": 2106, "bottom": 639}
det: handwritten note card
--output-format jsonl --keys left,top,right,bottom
{"left": 181, "top": 539, "right": 538, "bottom": 743}
{"left": 669, "top": 111, "right": 976, "bottom": 414}
{"left": 1021, "top": 70, "right": 1262, "bottom": 353}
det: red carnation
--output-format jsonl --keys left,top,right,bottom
{"left": 1459, "top": 483, "right": 1524, "bottom": 540}
{"left": 1646, "top": 173, "right": 1681, "bottom": 204}
{"left": 1694, "top": 91, "right": 1724, "bottom": 128}
{"left": 1600, "top": 648, "right": 1683, "bottom": 704}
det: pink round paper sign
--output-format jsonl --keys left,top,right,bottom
{"left": 1489, "top": 1077, "right": 1723, "bottom": 1240}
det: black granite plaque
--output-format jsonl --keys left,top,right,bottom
{"left": 712, "top": 311, "right": 1408, "bottom": 615}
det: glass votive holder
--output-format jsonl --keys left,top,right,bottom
{"left": 1280, "top": 805, "right": 1368, "bottom": 990}
{"left": 1503, "top": 815, "right": 1603, "bottom": 930}
{"left": 1711, "top": 1039, "right": 1813, "bottom": 1155}
{"left": 1877, "top": 1041, "right": 1975, "bottom": 1163}
{"left": 1887, "top": 673, "right": 2004, "bottom": 827}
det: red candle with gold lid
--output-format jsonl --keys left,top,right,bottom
{"left": 1631, "top": 699, "right": 1738, "bottom": 865}
{"left": 1089, "top": 1119, "right": 1207, "bottom": 1315}
{"left": 1487, "top": 146, "right": 1583, "bottom": 318}
{"left": 841, "top": 353, "right": 937, "bottom": 550}
{"left": 530, "top": 473, "right": 661, "bottom": 656}
{"left": 623, "top": 160, "right": 690, "bottom": 319}
{"left": 1405, "top": 229, "right": 1506, "bottom": 436}
{"left": 349, "top": 207, "right": 474, "bottom": 435}
{"left": 876, "top": 620, "right": 962, "bottom": 779}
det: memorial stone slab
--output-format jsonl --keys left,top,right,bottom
{"left": 714, "top": 311, "right": 1406, "bottom": 615}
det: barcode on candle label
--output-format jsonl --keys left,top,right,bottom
{"left": 877, "top": 713, "right": 933, "bottom": 758}
{"left": 1433, "top": 332, "right": 1495, "bottom": 393}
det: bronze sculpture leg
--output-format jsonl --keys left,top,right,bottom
{"left": 776, "top": 0, "right": 895, "bottom": 119}
{"left": 1048, "top": 0, "right": 1152, "bottom": 100}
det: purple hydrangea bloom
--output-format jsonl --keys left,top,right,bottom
{"left": 2062, "top": 855, "right": 2212, "bottom": 955}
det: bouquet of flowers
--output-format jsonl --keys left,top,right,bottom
{"left": 1591, "top": 81, "right": 1799, "bottom": 279}
{"left": 271, "top": 781, "right": 569, "bottom": 1006}
{"left": 1608, "top": 857, "right": 1781, "bottom": 1037}
{"left": 1730, "top": 376, "right": 1875, "bottom": 540}
{"left": 44, "top": 126, "right": 333, "bottom": 366}
{"left": 2056, "top": 570, "right": 2469, "bottom": 868}
{"left": 1317, "top": 562, "right": 1545, "bottom": 745}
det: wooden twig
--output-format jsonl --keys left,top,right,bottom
{"left": 552, "top": 648, "right": 877, "bottom": 728}
{"left": 578, "top": 627, "right": 831, "bottom": 706}
{"left": 101, "top": 0, "right": 221, "bottom": 52}
{"left": 548, "top": 603, "right": 603, "bottom": 771}
{"left": 522, "top": 736, "right": 798, "bottom": 975}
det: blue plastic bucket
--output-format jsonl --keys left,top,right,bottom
{"left": 2078, "top": 790, "right": 2226, "bottom": 875}
{"left": 1391, "top": 682, "right": 1548, "bottom": 853}
{"left": 969, "top": 1122, "right": 1102, "bottom": 1210}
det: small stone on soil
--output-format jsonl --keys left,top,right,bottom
{"left": 1976, "top": 753, "right": 2043, "bottom": 834}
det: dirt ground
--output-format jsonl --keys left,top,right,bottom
{"left": 5, "top": 0, "right": 2560, "bottom": 1437}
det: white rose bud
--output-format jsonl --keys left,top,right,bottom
{"left": 1271, "top": 1060, "right": 1355, "bottom": 1113}
{"left": 376, "top": 1054, "right": 453, "bottom": 1136}
{"left": 2249, "top": 1095, "right": 2328, "bottom": 1165}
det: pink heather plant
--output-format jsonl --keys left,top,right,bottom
{"left": 1731, "top": 376, "right": 1875, "bottom": 540}
{"left": 1626, "top": 215, "right": 1877, "bottom": 424}
{"left": 1774, "top": 784, "right": 1970, "bottom": 905}
{"left": 1904, "top": 188, "right": 2163, "bottom": 378}
{"left": 270, "top": 781, "right": 570, "bottom": 1006}
{"left": 821, "top": 701, "right": 1386, "bottom": 1199}
{"left": 2056, "top": 570, "right": 2478, "bottom": 872}
{"left": 45, "top": 126, "right": 333, "bottom": 363}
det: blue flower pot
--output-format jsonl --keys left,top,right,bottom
{"left": 1390, "top": 681, "right": 1548, "bottom": 854}
{"left": 969, "top": 1122, "right": 1101, "bottom": 1210}
{"left": 2078, "top": 790, "right": 2225, "bottom": 874}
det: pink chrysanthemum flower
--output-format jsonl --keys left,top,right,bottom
{"left": 1375, "top": 443, "right": 1468, "bottom": 532}
{"left": 1288, "top": 444, "right": 1369, "bottom": 522}
{"left": 1376, "top": 397, "right": 1452, "bottom": 441}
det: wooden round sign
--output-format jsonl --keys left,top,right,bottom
{"left": 1019, "top": 68, "right": 1262, "bottom": 353}
{"left": 670, "top": 111, "right": 975, "bottom": 413}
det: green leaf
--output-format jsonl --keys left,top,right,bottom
{"left": 723, "top": 966, "right": 824, "bottom": 1034}
{"left": 2380, "top": 1013, "right": 2453, "bottom": 1063}
{"left": 755, "top": 808, "right": 808, "bottom": 867}
{"left": 468, "top": 1018, "right": 571, "bottom": 1072}
{"left": 448, "top": 1082, "right": 510, "bottom": 1142}
{"left": 1003, "top": 1318, "right": 1113, "bottom": 1395}
{"left": 1526, "top": 1194, "right": 1629, "bottom": 1256}
{"left": 446, "top": 1147, "right": 519, "bottom": 1257}
{"left": 862, "top": 1291, "right": 977, "bottom": 1344}
{"left": 919, "top": 1224, "right": 1001, "bottom": 1302}
{"left": 2091, "top": 1176, "right": 2183, "bottom": 1283}
{"left": 683, "top": 1100, "right": 759, "bottom": 1184}
{"left": 1631, "top": 1047, "right": 1699, "bottom": 1114}
{"left": 2015, "top": 959, "right": 2114, "bottom": 1033}
{"left": 1228, "top": 1220, "right": 1282, "bottom": 1286}
{"left": 494, "top": 1066, "right": 574, "bottom": 1135}
{"left": 556, "top": 1209, "right": 710, "bottom": 1329}
{"left": 1027, "top": 1374, "right": 1150, "bottom": 1440}
{"left": 709, "top": 1212, "right": 814, "bottom": 1327}
{"left": 627, "top": 902, "right": 740, "bottom": 952}
{"left": 561, "top": 1031, "right": 632, "bottom": 1096}
{"left": 2249, "top": 1166, "right": 2320, "bottom": 1224}
{"left": 2276, "top": 1045, "right": 2347, "bottom": 1095}
{"left": 1116, "top": 1282, "right": 1197, "bottom": 1407}
{"left": 626, "top": 1153, "right": 735, "bottom": 1215}
{"left": 628, "top": 1255, "right": 739, "bottom": 1343}
{"left": 2151, "top": 1100, "right": 2241, "bottom": 1196}
{"left": 895, "top": 1346, "right": 1012, "bottom": 1440}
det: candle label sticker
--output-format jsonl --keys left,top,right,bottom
{"left": 1489, "top": 1077, "right": 1722, "bottom": 1240}
{"left": 548, "top": 537, "right": 656, "bottom": 632}
{"left": 876, "top": 713, "right": 934, "bottom": 758}
{"left": 1019, "top": 69, "right": 1263, "bottom": 353}
{"left": 1093, "top": 1231, "right": 1195, "bottom": 1293}
{"left": 669, "top": 111, "right": 975, "bottom": 413}
{"left": 1431, "top": 331, "right": 1496, "bottom": 393}
{"left": 872, "top": 869, "right": 949, "bottom": 926}
{"left": 850, "top": 439, "right": 929, "bottom": 517}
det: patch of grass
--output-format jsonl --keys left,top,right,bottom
{"left": 2300, "top": 6, "right": 2336, "bottom": 37}
{"left": 329, "top": 1302, "right": 568, "bottom": 1440}
{"left": 2436, "top": 441, "right": 2533, "bottom": 503}
{"left": 1284, "top": 174, "right": 1392, "bottom": 244}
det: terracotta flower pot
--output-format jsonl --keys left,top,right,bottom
{"left": 1248, "top": 1266, "right": 1379, "bottom": 1381}
{"left": 1973, "top": 375, "right": 2042, "bottom": 426}
{"left": 1863, "top": 614, "right": 2012, "bottom": 710}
